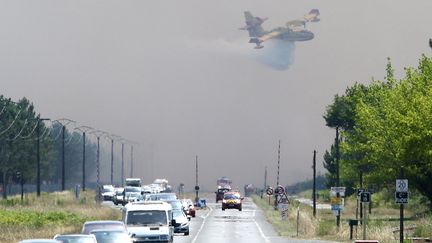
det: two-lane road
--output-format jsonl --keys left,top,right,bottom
{"left": 175, "top": 197, "right": 338, "bottom": 243}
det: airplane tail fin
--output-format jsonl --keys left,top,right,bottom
{"left": 304, "top": 9, "right": 320, "bottom": 22}
{"left": 242, "top": 11, "right": 266, "bottom": 37}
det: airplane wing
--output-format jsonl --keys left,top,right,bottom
{"left": 249, "top": 31, "right": 282, "bottom": 49}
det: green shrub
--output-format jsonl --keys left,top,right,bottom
{"left": 317, "top": 220, "right": 333, "bottom": 236}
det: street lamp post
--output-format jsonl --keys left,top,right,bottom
{"left": 75, "top": 126, "right": 93, "bottom": 191}
{"left": 36, "top": 117, "right": 50, "bottom": 197}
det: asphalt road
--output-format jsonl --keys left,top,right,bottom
{"left": 173, "top": 197, "right": 339, "bottom": 243}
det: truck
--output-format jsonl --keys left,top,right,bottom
{"left": 125, "top": 178, "right": 141, "bottom": 187}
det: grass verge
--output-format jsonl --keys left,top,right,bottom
{"left": 252, "top": 194, "right": 432, "bottom": 243}
{"left": 0, "top": 190, "right": 121, "bottom": 242}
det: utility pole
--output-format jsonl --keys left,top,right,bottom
{"left": 61, "top": 125, "right": 65, "bottom": 191}
{"left": 335, "top": 127, "right": 341, "bottom": 228}
{"left": 195, "top": 156, "right": 199, "bottom": 204}
{"left": 121, "top": 143, "right": 124, "bottom": 187}
{"left": 111, "top": 139, "right": 114, "bottom": 185}
{"left": 75, "top": 126, "right": 92, "bottom": 191}
{"left": 264, "top": 166, "right": 267, "bottom": 190}
{"left": 275, "top": 140, "right": 281, "bottom": 210}
{"left": 96, "top": 136, "right": 100, "bottom": 193}
{"left": 313, "top": 150, "right": 317, "bottom": 218}
{"left": 130, "top": 145, "right": 134, "bottom": 178}
{"left": 36, "top": 117, "right": 50, "bottom": 197}
{"left": 82, "top": 131, "right": 86, "bottom": 191}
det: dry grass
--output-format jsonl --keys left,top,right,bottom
{"left": 253, "top": 194, "right": 429, "bottom": 243}
{"left": 0, "top": 190, "right": 121, "bottom": 243}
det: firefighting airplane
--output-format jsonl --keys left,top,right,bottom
{"left": 240, "top": 9, "right": 320, "bottom": 49}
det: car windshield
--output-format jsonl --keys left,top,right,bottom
{"left": 54, "top": 236, "right": 95, "bottom": 243}
{"left": 91, "top": 231, "right": 131, "bottom": 243}
{"left": 167, "top": 200, "right": 182, "bottom": 210}
{"left": 173, "top": 209, "right": 185, "bottom": 218}
{"left": 102, "top": 188, "right": 114, "bottom": 193}
{"left": 126, "top": 210, "right": 167, "bottom": 226}
{"left": 224, "top": 194, "right": 240, "bottom": 200}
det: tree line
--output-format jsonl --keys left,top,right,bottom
{"left": 0, "top": 96, "right": 119, "bottom": 198}
{"left": 323, "top": 55, "right": 432, "bottom": 208}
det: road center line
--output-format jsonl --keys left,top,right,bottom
{"left": 191, "top": 205, "right": 212, "bottom": 243}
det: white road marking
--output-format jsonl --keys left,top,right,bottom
{"left": 252, "top": 209, "right": 270, "bottom": 243}
{"left": 191, "top": 206, "right": 213, "bottom": 243}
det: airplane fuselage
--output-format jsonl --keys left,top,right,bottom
{"left": 270, "top": 27, "right": 314, "bottom": 42}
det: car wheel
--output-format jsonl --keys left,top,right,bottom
{"left": 239, "top": 207, "right": 242, "bottom": 211}
{"left": 222, "top": 207, "right": 225, "bottom": 211}
{"left": 185, "top": 231, "right": 189, "bottom": 236}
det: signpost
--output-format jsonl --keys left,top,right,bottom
{"left": 277, "top": 193, "right": 289, "bottom": 220}
{"left": 330, "top": 187, "right": 345, "bottom": 216}
{"left": 360, "top": 191, "right": 371, "bottom": 240}
{"left": 396, "top": 178, "right": 408, "bottom": 243}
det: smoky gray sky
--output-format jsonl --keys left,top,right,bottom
{"left": 1, "top": 0, "right": 432, "bottom": 191}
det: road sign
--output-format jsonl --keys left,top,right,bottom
{"left": 360, "top": 192, "right": 371, "bottom": 203}
{"left": 357, "top": 188, "right": 365, "bottom": 197}
{"left": 395, "top": 191, "right": 409, "bottom": 204}
{"left": 266, "top": 187, "right": 274, "bottom": 196}
{"left": 396, "top": 179, "right": 408, "bottom": 192}
{"left": 331, "top": 187, "right": 346, "bottom": 197}
{"left": 330, "top": 197, "right": 342, "bottom": 205}
{"left": 276, "top": 185, "right": 285, "bottom": 195}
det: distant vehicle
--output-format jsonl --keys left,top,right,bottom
{"left": 217, "top": 176, "right": 232, "bottom": 187}
{"left": 90, "top": 229, "right": 132, "bottom": 243}
{"left": 125, "top": 178, "right": 141, "bottom": 187}
{"left": 53, "top": 234, "right": 97, "bottom": 243}
{"left": 153, "top": 178, "right": 172, "bottom": 192}
{"left": 18, "top": 240, "right": 61, "bottom": 243}
{"left": 240, "top": 9, "right": 320, "bottom": 49}
{"left": 215, "top": 186, "right": 231, "bottom": 202}
{"left": 244, "top": 184, "right": 255, "bottom": 197}
{"left": 144, "top": 193, "right": 177, "bottom": 201}
{"left": 124, "top": 186, "right": 143, "bottom": 204}
{"left": 165, "top": 200, "right": 190, "bottom": 235}
{"left": 81, "top": 220, "right": 127, "bottom": 234}
{"left": 113, "top": 188, "right": 125, "bottom": 206}
{"left": 101, "top": 185, "right": 115, "bottom": 201}
{"left": 122, "top": 201, "right": 175, "bottom": 243}
{"left": 181, "top": 199, "right": 196, "bottom": 218}
{"left": 141, "top": 185, "right": 152, "bottom": 194}
{"left": 222, "top": 191, "right": 244, "bottom": 211}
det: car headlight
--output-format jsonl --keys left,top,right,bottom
{"left": 222, "top": 200, "right": 226, "bottom": 203}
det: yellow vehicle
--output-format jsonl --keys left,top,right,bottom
{"left": 221, "top": 191, "right": 244, "bottom": 211}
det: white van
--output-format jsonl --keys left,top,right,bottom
{"left": 122, "top": 201, "right": 175, "bottom": 243}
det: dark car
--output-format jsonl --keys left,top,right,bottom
{"left": 221, "top": 191, "right": 243, "bottom": 211}
{"left": 81, "top": 220, "right": 127, "bottom": 234}
{"left": 215, "top": 187, "right": 230, "bottom": 202}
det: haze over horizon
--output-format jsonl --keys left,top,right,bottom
{"left": 1, "top": 0, "right": 431, "bottom": 191}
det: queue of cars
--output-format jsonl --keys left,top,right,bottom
{"left": 19, "top": 178, "right": 199, "bottom": 243}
